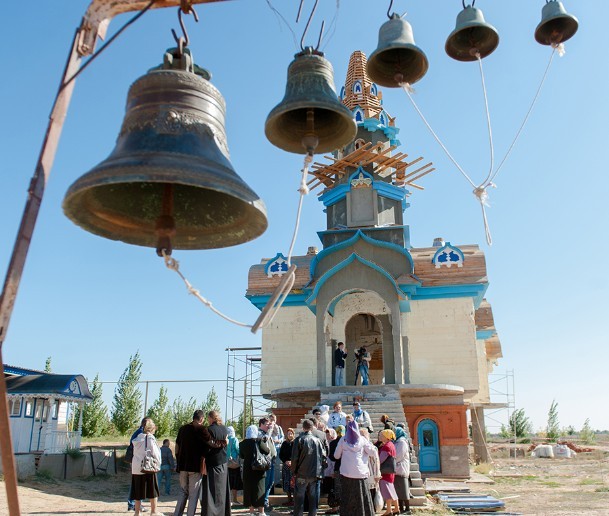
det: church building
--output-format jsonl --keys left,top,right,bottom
{"left": 247, "top": 50, "right": 502, "bottom": 478}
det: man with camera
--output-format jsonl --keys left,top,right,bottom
{"left": 354, "top": 346, "right": 371, "bottom": 386}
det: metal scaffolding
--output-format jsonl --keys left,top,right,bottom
{"left": 225, "top": 347, "right": 273, "bottom": 437}
{"left": 486, "top": 369, "right": 516, "bottom": 434}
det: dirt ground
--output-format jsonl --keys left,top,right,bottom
{"left": 1, "top": 448, "right": 608, "bottom": 515}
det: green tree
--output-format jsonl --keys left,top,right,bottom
{"left": 509, "top": 408, "right": 532, "bottom": 438}
{"left": 147, "top": 386, "right": 173, "bottom": 438}
{"left": 546, "top": 400, "right": 560, "bottom": 442}
{"left": 111, "top": 352, "right": 143, "bottom": 435}
{"left": 580, "top": 418, "right": 596, "bottom": 445}
{"left": 238, "top": 399, "right": 255, "bottom": 440}
{"left": 171, "top": 396, "right": 199, "bottom": 435}
{"left": 201, "top": 387, "right": 221, "bottom": 416}
{"left": 78, "top": 374, "right": 110, "bottom": 437}
{"left": 44, "top": 357, "right": 52, "bottom": 373}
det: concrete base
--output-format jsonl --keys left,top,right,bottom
{"left": 439, "top": 445, "right": 470, "bottom": 478}
{"left": 0, "top": 454, "right": 36, "bottom": 479}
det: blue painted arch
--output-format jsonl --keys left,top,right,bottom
{"left": 417, "top": 418, "right": 441, "bottom": 473}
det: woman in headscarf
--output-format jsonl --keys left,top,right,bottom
{"left": 239, "top": 425, "right": 266, "bottom": 515}
{"left": 319, "top": 405, "right": 330, "bottom": 424}
{"left": 333, "top": 421, "right": 376, "bottom": 516}
{"left": 393, "top": 426, "right": 411, "bottom": 514}
{"left": 279, "top": 427, "right": 296, "bottom": 506}
{"left": 226, "top": 426, "right": 242, "bottom": 507}
{"left": 359, "top": 428, "right": 381, "bottom": 510}
{"left": 378, "top": 429, "right": 399, "bottom": 516}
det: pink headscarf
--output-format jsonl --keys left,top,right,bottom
{"left": 345, "top": 420, "right": 360, "bottom": 446}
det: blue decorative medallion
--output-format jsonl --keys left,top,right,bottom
{"left": 432, "top": 242, "right": 465, "bottom": 269}
{"left": 265, "top": 253, "right": 289, "bottom": 277}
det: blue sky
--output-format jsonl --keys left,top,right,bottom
{"left": 1, "top": 0, "right": 607, "bottom": 433}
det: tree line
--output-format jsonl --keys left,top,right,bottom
{"left": 499, "top": 400, "right": 597, "bottom": 444}
{"left": 75, "top": 351, "right": 222, "bottom": 438}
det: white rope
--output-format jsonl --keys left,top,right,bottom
{"left": 477, "top": 53, "right": 496, "bottom": 187}
{"left": 401, "top": 83, "right": 477, "bottom": 189}
{"left": 486, "top": 47, "right": 557, "bottom": 186}
{"left": 162, "top": 251, "right": 253, "bottom": 329}
{"left": 287, "top": 153, "right": 312, "bottom": 265}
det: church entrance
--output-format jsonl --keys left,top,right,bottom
{"left": 344, "top": 313, "right": 384, "bottom": 385}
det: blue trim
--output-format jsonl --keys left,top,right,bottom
{"left": 327, "top": 289, "right": 364, "bottom": 316}
{"left": 317, "top": 226, "right": 411, "bottom": 250}
{"left": 246, "top": 293, "right": 309, "bottom": 310}
{"left": 264, "top": 252, "right": 289, "bottom": 277}
{"left": 310, "top": 229, "right": 414, "bottom": 279}
{"left": 476, "top": 329, "right": 496, "bottom": 340}
{"left": 432, "top": 242, "right": 465, "bottom": 267}
{"left": 306, "top": 253, "right": 407, "bottom": 308}
{"left": 28, "top": 399, "right": 38, "bottom": 451}
{"left": 318, "top": 167, "right": 407, "bottom": 208}
{"left": 405, "top": 283, "right": 488, "bottom": 308}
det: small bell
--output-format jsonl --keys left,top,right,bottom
{"left": 367, "top": 13, "right": 429, "bottom": 87}
{"left": 535, "top": 0, "right": 578, "bottom": 46}
{"left": 63, "top": 48, "right": 268, "bottom": 255}
{"left": 265, "top": 47, "right": 357, "bottom": 155}
{"left": 445, "top": 6, "right": 499, "bottom": 62}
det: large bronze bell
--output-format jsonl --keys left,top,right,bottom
{"left": 535, "top": 1, "right": 578, "bottom": 46}
{"left": 63, "top": 48, "right": 268, "bottom": 255}
{"left": 265, "top": 47, "right": 357, "bottom": 154}
{"left": 445, "top": 6, "right": 499, "bottom": 62}
{"left": 367, "top": 13, "right": 428, "bottom": 88}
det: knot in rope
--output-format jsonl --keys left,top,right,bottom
{"left": 163, "top": 250, "right": 180, "bottom": 272}
{"left": 473, "top": 186, "right": 490, "bottom": 207}
{"left": 552, "top": 42, "right": 566, "bottom": 57}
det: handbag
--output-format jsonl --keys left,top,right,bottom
{"left": 140, "top": 436, "right": 161, "bottom": 473}
{"left": 380, "top": 454, "right": 396, "bottom": 474}
{"left": 227, "top": 457, "right": 240, "bottom": 469}
{"left": 251, "top": 439, "right": 272, "bottom": 471}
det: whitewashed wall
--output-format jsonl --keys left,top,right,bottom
{"left": 403, "top": 297, "right": 480, "bottom": 393}
{"left": 261, "top": 306, "right": 317, "bottom": 394}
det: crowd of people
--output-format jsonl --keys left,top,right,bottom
{"left": 125, "top": 403, "right": 414, "bottom": 516}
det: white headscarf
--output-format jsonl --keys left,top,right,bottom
{"left": 246, "top": 425, "right": 258, "bottom": 439}
{"left": 227, "top": 426, "right": 236, "bottom": 438}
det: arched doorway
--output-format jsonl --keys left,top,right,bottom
{"left": 344, "top": 313, "right": 384, "bottom": 385}
{"left": 417, "top": 419, "right": 441, "bottom": 473}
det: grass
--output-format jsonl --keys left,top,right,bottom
{"left": 474, "top": 462, "right": 493, "bottom": 474}
{"left": 66, "top": 447, "right": 84, "bottom": 459}
{"left": 540, "top": 481, "right": 561, "bottom": 488}
{"left": 594, "top": 486, "right": 609, "bottom": 493}
{"left": 578, "top": 478, "right": 604, "bottom": 486}
{"left": 34, "top": 469, "right": 58, "bottom": 484}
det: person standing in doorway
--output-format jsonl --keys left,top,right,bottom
{"left": 174, "top": 410, "right": 209, "bottom": 516}
{"left": 354, "top": 347, "right": 371, "bottom": 386}
{"left": 334, "top": 342, "right": 347, "bottom": 386}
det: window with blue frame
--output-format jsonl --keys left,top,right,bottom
{"left": 371, "top": 83, "right": 378, "bottom": 96}
{"left": 24, "top": 400, "right": 33, "bottom": 417}
{"left": 354, "top": 109, "right": 364, "bottom": 122}
{"left": 9, "top": 398, "right": 22, "bottom": 417}
{"left": 353, "top": 81, "right": 362, "bottom": 94}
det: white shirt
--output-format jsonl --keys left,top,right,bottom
{"left": 327, "top": 411, "right": 347, "bottom": 429}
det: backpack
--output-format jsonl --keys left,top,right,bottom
{"left": 251, "top": 438, "right": 272, "bottom": 471}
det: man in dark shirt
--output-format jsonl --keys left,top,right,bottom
{"left": 334, "top": 342, "right": 347, "bottom": 386}
{"left": 173, "top": 410, "right": 208, "bottom": 516}
{"left": 291, "top": 419, "right": 326, "bottom": 516}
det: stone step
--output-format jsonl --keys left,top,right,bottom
{"left": 409, "top": 471, "right": 422, "bottom": 480}
{"left": 409, "top": 496, "right": 428, "bottom": 507}
{"left": 410, "top": 463, "right": 419, "bottom": 472}
{"left": 410, "top": 487, "right": 426, "bottom": 497}
{"left": 410, "top": 478, "right": 424, "bottom": 488}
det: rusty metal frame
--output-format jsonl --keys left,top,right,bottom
{"left": 0, "top": 1, "right": 230, "bottom": 514}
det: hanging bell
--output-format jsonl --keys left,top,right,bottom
{"left": 445, "top": 6, "right": 499, "bottom": 62}
{"left": 367, "top": 13, "right": 429, "bottom": 88}
{"left": 265, "top": 47, "right": 357, "bottom": 154}
{"left": 535, "top": 1, "right": 578, "bottom": 46}
{"left": 63, "top": 48, "right": 268, "bottom": 255}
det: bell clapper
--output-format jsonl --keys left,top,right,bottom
{"left": 155, "top": 184, "right": 177, "bottom": 257}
